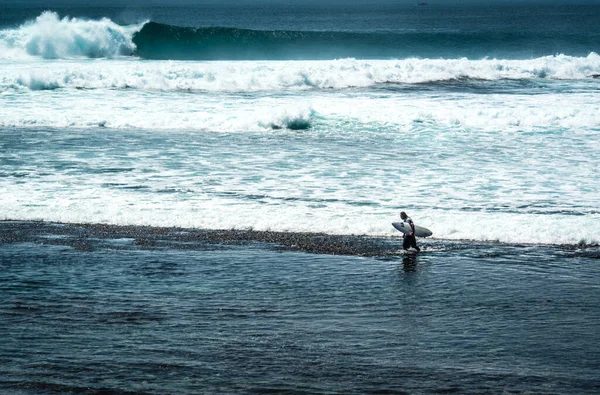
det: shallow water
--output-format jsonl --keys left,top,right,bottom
{"left": 1, "top": 221, "right": 599, "bottom": 393}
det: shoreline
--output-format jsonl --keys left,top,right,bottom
{"left": 0, "top": 219, "right": 404, "bottom": 257}
{"left": 1, "top": 219, "right": 598, "bottom": 257}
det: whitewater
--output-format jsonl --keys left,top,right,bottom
{"left": 1, "top": 10, "right": 599, "bottom": 246}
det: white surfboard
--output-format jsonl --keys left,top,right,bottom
{"left": 392, "top": 222, "right": 433, "bottom": 238}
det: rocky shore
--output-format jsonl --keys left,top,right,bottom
{"left": 0, "top": 220, "right": 403, "bottom": 257}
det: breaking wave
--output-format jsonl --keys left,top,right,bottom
{"left": 0, "top": 11, "right": 140, "bottom": 59}
{"left": 131, "top": 21, "right": 600, "bottom": 60}
{"left": 3, "top": 54, "right": 600, "bottom": 93}
{"left": 1, "top": 12, "right": 599, "bottom": 61}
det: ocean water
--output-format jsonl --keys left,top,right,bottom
{"left": 1, "top": 224, "right": 599, "bottom": 394}
{"left": 1, "top": 2, "right": 600, "bottom": 393}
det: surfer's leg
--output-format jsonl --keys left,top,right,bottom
{"left": 411, "top": 236, "right": 420, "bottom": 252}
{"left": 403, "top": 236, "right": 410, "bottom": 251}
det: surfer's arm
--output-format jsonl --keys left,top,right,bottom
{"left": 408, "top": 220, "right": 415, "bottom": 236}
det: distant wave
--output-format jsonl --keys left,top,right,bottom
{"left": 131, "top": 21, "right": 600, "bottom": 60}
{"left": 1, "top": 12, "right": 599, "bottom": 61}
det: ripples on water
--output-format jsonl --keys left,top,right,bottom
{"left": 1, "top": 221, "right": 599, "bottom": 394}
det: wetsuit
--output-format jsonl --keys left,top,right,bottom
{"left": 402, "top": 217, "right": 421, "bottom": 252}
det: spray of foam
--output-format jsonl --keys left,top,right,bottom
{"left": 0, "top": 11, "right": 141, "bottom": 59}
{"left": 3, "top": 53, "right": 600, "bottom": 91}
{"left": 257, "top": 107, "right": 314, "bottom": 130}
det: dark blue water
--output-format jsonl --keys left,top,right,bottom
{"left": 2, "top": 4, "right": 599, "bottom": 59}
{"left": 1, "top": 222, "right": 599, "bottom": 393}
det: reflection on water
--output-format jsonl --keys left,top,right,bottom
{"left": 402, "top": 253, "right": 418, "bottom": 272}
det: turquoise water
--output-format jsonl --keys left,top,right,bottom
{"left": 1, "top": 2, "right": 600, "bottom": 393}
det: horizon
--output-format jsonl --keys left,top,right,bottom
{"left": 4, "top": 0, "right": 600, "bottom": 7}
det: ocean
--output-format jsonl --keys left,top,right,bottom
{"left": 1, "top": 2, "right": 599, "bottom": 393}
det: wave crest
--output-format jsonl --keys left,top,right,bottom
{"left": 0, "top": 11, "right": 141, "bottom": 59}
{"left": 2, "top": 13, "right": 599, "bottom": 61}
{"left": 3, "top": 54, "right": 599, "bottom": 93}
{"left": 131, "top": 21, "right": 600, "bottom": 61}
{"left": 259, "top": 108, "right": 314, "bottom": 131}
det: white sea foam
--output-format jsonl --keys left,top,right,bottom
{"left": 2, "top": 186, "right": 598, "bottom": 246}
{"left": 1, "top": 80, "right": 599, "bottom": 132}
{"left": 0, "top": 11, "right": 140, "bottom": 59}
{"left": 2, "top": 57, "right": 599, "bottom": 131}
{"left": 1, "top": 55, "right": 599, "bottom": 91}
{"left": 1, "top": 113, "right": 599, "bottom": 246}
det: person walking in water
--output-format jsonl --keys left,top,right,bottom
{"left": 400, "top": 211, "right": 421, "bottom": 253}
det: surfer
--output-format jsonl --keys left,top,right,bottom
{"left": 400, "top": 212, "right": 421, "bottom": 253}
